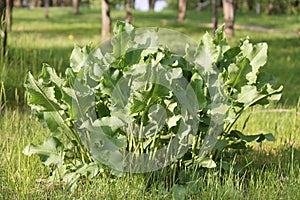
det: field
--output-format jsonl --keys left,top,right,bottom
{"left": 1, "top": 5, "right": 300, "bottom": 199}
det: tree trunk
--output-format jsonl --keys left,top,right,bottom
{"left": 44, "top": 0, "right": 49, "bottom": 19}
{"left": 212, "top": 0, "right": 218, "bottom": 36}
{"left": 125, "top": 0, "right": 132, "bottom": 23}
{"left": 246, "top": 0, "right": 254, "bottom": 10}
{"left": 149, "top": 0, "right": 155, "bottom": 11}
{"left": 73, "top": 0, "right": 79, "bottom": 15}
{"left": 235, "top": 0, "right": 239, "bottom": 10}
{"left": 265, "top": 0, "right": 273, "bottom": 14}
{"left": 256, "top": 0, "right": 260, "bottom": 14}
{"left": 6, "top": 0, "right": 13, "bottom": 32}
{"left": 101, "top": 0, "right": 111, "bottom": 41}
{"left": 0, "top": 0, "right": 7, "bottom": 56}
{"left": 177, "top": 0, "right": 186, "bottom": 22}
{"left": 34, "top": 0, "right": 41, "bottom": 7}
{"left": 222, "top": 0, "right": 235, "bottom": 37}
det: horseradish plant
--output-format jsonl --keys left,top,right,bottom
{"left": 24, "top": 22, "right": 282, "bottom": 190}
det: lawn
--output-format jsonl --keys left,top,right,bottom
{"left": 0, "top": 5, "right": 300, "bottom": 199}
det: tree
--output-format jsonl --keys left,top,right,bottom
{"left": 102, "top": 0, "right": 111, "bottom": 40}
{"left": 149, "top": 0, "right": 155, "bottom": 11}
{"left": 6, "top": 0, "right": 13, "bottom": 32}
{"left": 246, "top": 0, "right": 255, "bottom": 10}
{"left": 256, "top": 0, "right": 261, "bottom": 14}
{"left": 0, "top": 0, "right": 7, "bottom": 56}
{"left": 125, "top": 0, "right": 132, "bottom": 23}
{"left": 73, "top": 0, "right": 80, "bottom": 15}
{"left": 222, "top": 0, "right": 235, "bottom": 37}
{"left": 44, "top": 0, "right": 49, "bottom": 19}
{"left": 177, "top": 0, "right": 187, "bottom": 22}
{"left": 212, "top": 0, "right": 218, "bottom": 36}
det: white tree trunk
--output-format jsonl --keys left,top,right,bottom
{"left": 222, "top": 0, "right": 235, "bottom": 37}
{"left": 177, "top": 0, "right": 187, "bottom": 22}
{"left": 44, "top": 0, "right": 49, "bottom": 19}
{"left": 102, "top": 0, "right": 111, "bottom": 41}
{"left": 73, "top": 0, "right": 79, "bottom": 15}
{"left": 256, "top": 0, "right": 261, "bottom": 14}
{"left": 125, "top": 0, "right": 132, "bottom": 23}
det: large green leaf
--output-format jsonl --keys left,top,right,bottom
{"left": 61, "top": 84, "right": 95, "bottom": 119}
{"left": 237, "top": 85, "right": 259, "bottom": 104}
{"left": 229, "top": 130, "right": 275, "bottom": 143}
{"left": 70, "top": 44, "right": 92, "bottom": 73}
{"left": 241, "top": 40, "right": 268, "bottom": 73}
{"left": 78, "top": 119, "right": 126, "bottom": 172}
{"left": 36, "top": 111, "right": 67, "bottom": 137}
{"left": 111, "top": 21, "right": 135, "bottom": 59}
{"left": 225, "top": 58, "right": 252, "bottom": 91}
{"left": 23, "top": 137, "right": 64, "bottom": 166}
{"left": 24, "top": 72, "right": 63, "bottom": 111}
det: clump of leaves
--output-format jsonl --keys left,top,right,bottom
{"left": 23, "top": 21, "right": 282, "bottom": 191}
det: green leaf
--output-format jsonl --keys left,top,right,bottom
{"left": 40, "top": 65, "right": 64, "bottom": 86}
{"left": 190, "top": 73, "right": 207, "bottom": 109}
{"left": 241, "top": 40, "right": 268, "bottom": 73}
{"left": 237, "top": 85, "right": 259, "bottom": 104}
{"left": 167, "top": 115, "right": 182, "bottom": 129}
{"left": 194, "top": 33, "right": 217, "bottom": 74}
{"left": 37, "top": 111, "right": 67, "bottom": 137}
{"left": 70, "top": 44, "right": 91, "bottom": 73}
{"left": 171, "top": 184, "right": 186, "bottom": 200}
{"left": 194, "top": 27, "right": 229, "bottom": 75}
{"left": 23, "top": 137, "right": 64, "bottom": 166}
{"left": 196, "top": 157, "right": 216, "bottom": 168}
{"left": 257, "top": 133, "right": 275, "bottom": 142}
{"left": 213, "top": 139, "right": 228, "bottom": 151}
{"left": 111, "top": 21, "right": 135, "bottom": 58}
{"left": 239, "top": 84, "right": 283, "bottom": 108}
{"left": 24, "top": 72, "right": 63, "bottom": 111}
{"left": 94, "top": 116, "right": 125, "bottom": 132}
{"left": 229, "top": 130, "right": 275, "bottom": 143}
{"left": 148, "top": 104, "right": 167, "bottom": 124}
{"left": 226, "top": 58, "right": 252, "bottom": 90}
{"left": 78, "top": 119, "right": 125, "bottom": 172}
{"left": 61, "top": 82, "right": 95, "bottom": 119}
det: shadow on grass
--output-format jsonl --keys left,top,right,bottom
{"left": 239, "top": 145, "right": 300, "bottom": 173}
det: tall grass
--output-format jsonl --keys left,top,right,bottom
{"left": 1, "top": 106, "right": 299, "bottom": 199}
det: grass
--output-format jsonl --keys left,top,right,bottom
{"left": 0, "top": 5, "right": 300, "bottom": 199}
{"left": 1, "top": 108, "right": 300, "bottom": 199}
